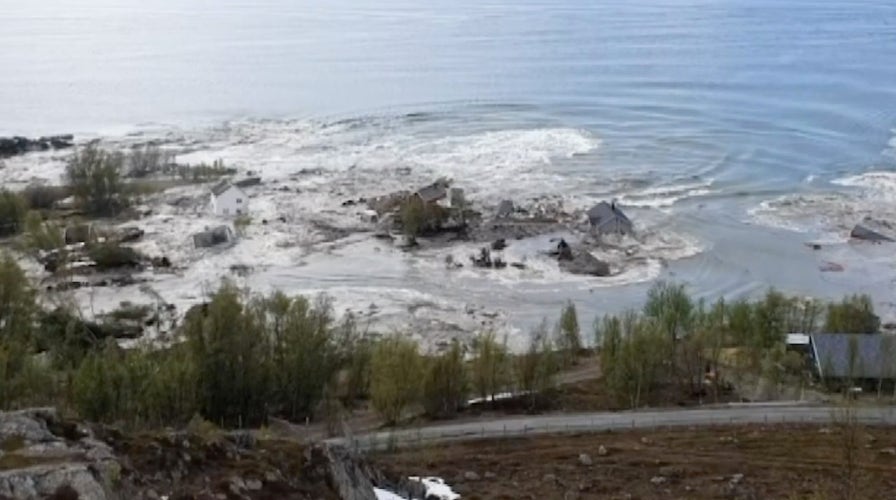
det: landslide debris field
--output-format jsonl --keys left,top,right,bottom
{"left": 372, "top": 424, "right": 896, "bottom": 499}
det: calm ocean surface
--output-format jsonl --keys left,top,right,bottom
{"left": 3, "top": 0, "right": 896, "bottom": 330}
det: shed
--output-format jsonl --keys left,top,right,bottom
{"left": 809, "top": 333, "right": 896, "bottom": 387}
{"left": 587, "top": 201, "right": 633, "bottom": 236}
{"left": 192, "top": 225, "right": 236, "bottom": 249}
{"left": 210, "top": 181, "right": 249, "bottom": 217}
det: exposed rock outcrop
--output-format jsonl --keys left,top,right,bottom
{"left": 0, "top": 408, "right": 118, "bottom": 500}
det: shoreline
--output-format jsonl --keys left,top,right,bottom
{"left": 2, "top": 120, "right": 895, "bottom": 349}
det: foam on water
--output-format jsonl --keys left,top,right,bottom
{"left": 616, "top": 179, "right": 714, "bottom": 209}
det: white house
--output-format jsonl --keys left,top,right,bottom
{"left": 210, "top": 181, "right": 249, "bottom": 217}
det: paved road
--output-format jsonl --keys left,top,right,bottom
{"left": 332, "top": 404, "right": 896, "bottom": 451}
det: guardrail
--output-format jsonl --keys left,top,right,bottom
{"left": 331, "top": 406, "right": 896, "bottom": 453}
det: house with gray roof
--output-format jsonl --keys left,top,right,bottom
{"left": 587, "top": 201, "right": 633, "bottom": 236}
{"left": 807, "top": 333, "right": 896, "bottom": 389}
{"left": 209, "top": 181, "right": 249, "bottom": 217}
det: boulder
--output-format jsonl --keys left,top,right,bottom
{"left": 578, "top": 453, "right": 593, "bottom": 466}
{"left": 851, "top": 224, "right": 894, "bottom": 242}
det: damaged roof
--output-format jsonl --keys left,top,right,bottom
{"left": 415, "top": 182, "right": 448, "bottom": 203}
{"left": 211, "top": 180, "right": 244, "bottom": 196}
{"left": 587, "top": 201, "right": 632, "bottom": 234}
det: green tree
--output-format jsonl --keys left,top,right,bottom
{"left": 66, "top": 145, "right": 130, "bottom": 216}
{"left": 185, "top": 282, "right": 271, "bottom": 427}
{"left": 0, "top": 190, "right": 27, "bottom": 237}
{"left": 599, "top": 312, "right": 669, "bottom": 408}
{"left": 0, "top": 253, "right": 36, "bottom": 343}
{"left": 370, "top": 335, "right": 423, "bottom": 425}
{"left": 422, "top": 340, "right": 468, "bottom": 418}
{"left": 514, "top": 323, "right": 558, "bottom": 409}
{"left": 0, "top": 254, "right": 56, "bottom": 410}
{"left": 470, "top": 330, "right": 510, "bottom": 403}
{"left": 644, "top": 281, "right": 693, "bottom": 378}
{"left": 263, "top": 293, "right": 338, "bottom": 421}
{"left": 556, "top": 301, "right": 582, "bottom": 365}
{"left": 825, "top": 294, "right": 880, "bottom": 334}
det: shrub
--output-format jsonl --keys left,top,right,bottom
{"left": 65, "top": 145, "right": 130, "bottom": 216}
{"left": 23, "top": 212, "right": 65, "bottom": 254}
{"left": 0, "top": 190, "right": 26, "bottom": 237}
{"left": 126, "top": 144, "right": 171, "bottom": 178}
{"left": 87, "top": 243, "right": 142, "bottom": 270}
{"left": 21, "top": 185, "right": 70, "bottom": 211}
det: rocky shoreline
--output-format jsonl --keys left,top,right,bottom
{"left": 0, "top": 135, "right": 74, "bottom": 159}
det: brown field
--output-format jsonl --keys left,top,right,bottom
{"left": 372, "top": 424, "right": 896, "bottom": 499}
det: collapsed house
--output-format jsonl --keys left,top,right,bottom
{"left": 587, "top": 201, "right": 633, "bottom": 236}
{"left": 192, "top": 225, "right": 236, "bottom": 249}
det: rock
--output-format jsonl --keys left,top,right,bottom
{"left": 542, "top": 473, "right": 557, "bottom": 484}
{"left": 597, "top": 445, "right": 608, "bottom": 456}
{"left": 650, "top": 476, "right": 667, "bottom": 485}
{"left": 0, "top": 463, "right": 107, "bottom": 499}
{"left": 640, "top": 437, "right": 652, "bottom": 445}
{"left": 0, "top": 135, "right": 74, "bottom": 159}
{"left": 851, "top": 224, "right": 894, "bottom": 243}
{"left": 0, "top": 408, "right": 59, "bottom": 443}
{"left": 145, "top": 489, "right": 160, "bottom": 500}
{"left": 303, "top": 444, "right": 377, "bottom": 500}
{"left": 510, "top": 262, "right": 526, "bottom": 270}
{"left": 730, "top": 473, "right": 744, "bottom": 484}
{"left": 229, "top": 476, "right": 246, "bottom": 494}
{"left": 558, "top": 251, "right": 610, "bottom": 277}
{"left": 577, "top": 453, "right": 592, "bottom": 466}
{"left": 245, "top": 478, "right": 263, "bottom": 491}
{"left": 879, "top": 447, "right": 896, "bottom": 456}
{"left": 484, "top": 472, "right": 496, "bottom": 479}
{"left": 491, "top": 238, "right": 507, "bottom": 251}
{"left": 0, "top": 408, "right": 118, "bottom": 500}
{"left": 463, "top": 471, "right": 480, "bottom": 481}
